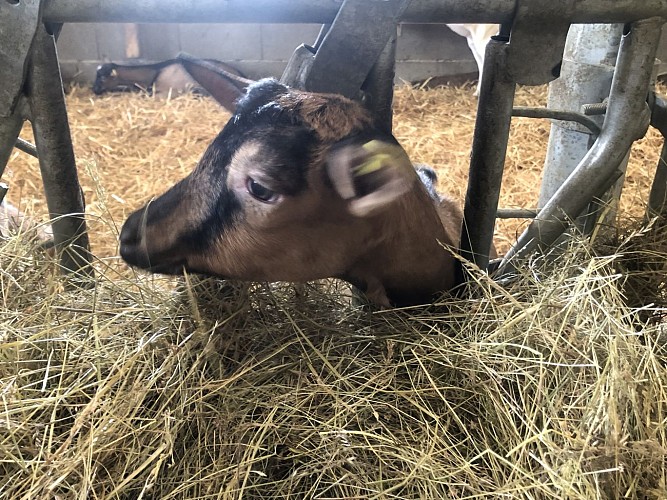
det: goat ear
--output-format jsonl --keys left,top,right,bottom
{"left": 326, "top": 139, "right": 416, "bottom": 217}
{"left": 176, "top": 53, "right": 255, "bottom": 113}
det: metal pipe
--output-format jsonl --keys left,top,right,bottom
{"left": 647, "top": 140, "right": 667, "bottom": 218}
{"left": 538, "top": 24, "right": 623, "bottom": 210}
{"left": 0, "top": 104, "right": 25, "bottom": 179}
{"left": 43, "top": 0, "right": 516, "bottom": 24}
{"left": 361, "top": 31, "right": 398, "bottom": 135}
{"left": 501, "top": 18, "right": 663, "bottom": 265}
{"left": 647, "top": 93, "right": 667, "bottom": 218}
{"left": 15, "top": 137, "right": 38, "bottom": 158}
{"left": 512, "top": 106, "right": 601, "bottom": 136}
{"left": 458, "top": 35, "right": 515, "bottom": 276}
{"left": 42, "top": 0, "right": 667, "bottom": 24}
{"left": 27, "top": 24, "right": 94, "bottom": 279}
{"left": 0, "top": 183, "right": 8, "bottom": 206}
{"left": 496, "top": 208, "right": 538, "bottom": 219}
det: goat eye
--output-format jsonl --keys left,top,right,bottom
{"left": 246, "top": 178, "right": 278, "bottom": 203}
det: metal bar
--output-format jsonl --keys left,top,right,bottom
{"left": 496, "top": 208, "right": 538, "bottom": 219}
{"left": 0, "top": 104, "right": 25, "bottom": 179}
{"left": 43, "top": 0, "right": 515, "bottom": 24}
{"left": 458, "top": 36, "right": 516, "bottom": 276}
{"left": 0, "top": 0, "right": 42, "bottom": 117}
{"left": 647, "top": 93, "right": 667, "bottom": 218}
{"left": 42, "top": 0, "right": 667, "bottom": 24}
{"left": 27, "top": 24, "right": 93, "bottom": 279}
{"left": 512, "top": 106, "right": 601, "bottom": 135}
{"left": 501, "top": 18, "right": 663, "bottom": 265}
{"left": 647, "top": 140, "right": 667, "bottom": 218}
{"left": 15, "top": 137, "right": 39, "bottom": 158}
{"left": 361, "top": 30, "right": 398, "bottom": 135}
{"left": 0, "top": 183, "right": 8, "bottom": 206}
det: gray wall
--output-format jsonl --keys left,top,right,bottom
{"left": 56, "top": 23, "right": 478, "bottom": 85}
{"left": 56, "top": 22, "right": 667, "bottom": 86}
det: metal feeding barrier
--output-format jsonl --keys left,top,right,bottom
{"left": 1, "top": 0, "right": 667, "bottom": 285}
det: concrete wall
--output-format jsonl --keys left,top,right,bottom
{"left": 56, "top": 23, "right": 478, "bottom": 86}
{"left": 56, "top": 22, "right": 667, "bottom": 87}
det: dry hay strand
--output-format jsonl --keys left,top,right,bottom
{"left": 598, "top": 215, "right": 667, "bottom": 324}
{"left": 2, "top": 83, "right": 663, "bottom": 258}
{"left": 1, "top": 225, "right": 667, "bottom": 499}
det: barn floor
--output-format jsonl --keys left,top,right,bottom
{"left": 1, "top": 84, "right": 667, "bottom": 499}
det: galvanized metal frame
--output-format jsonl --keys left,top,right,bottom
{"left": 28, "top": 23, "right": 94, "bottom": 278}
{"left": 501, "top": 17, "right": 663, "bottom": 266}
{"left": 458, "top": 34, "right": 516, "bottom": 275}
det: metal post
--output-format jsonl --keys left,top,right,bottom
{"left": 458, "top": 35, "right": 516, "bottom": 276}
{"left": 538, "top": 24, "right": 623, "bottom": 210}
{"left": 27, "top": 24, "right": 93, "bottom": 279}
{"left": 0, "top": 105, "right": 25, "bottom": 179}
{"left": 361, "top": 30, "right": 398, "bottom": 135}
{"left": 647, "top": 141, "right": 667, "bottom": 218}
{"left": 501, "top": 18, "right": 663, "bottom": 265}
{"left": 648, "top": 93, "right": 667, "bottom": 218}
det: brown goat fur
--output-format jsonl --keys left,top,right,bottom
{"left": 120, "top": 75, "right": 494, "bottom": 307}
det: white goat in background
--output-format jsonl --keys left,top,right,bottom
{"left": 446, "top": 24, "right": 500, "bottom": 95}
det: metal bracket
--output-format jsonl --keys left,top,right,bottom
{"left": 280, "top": 43, "right": 317, "bottom": 90}
{"left": 0, "top": 0, "right": 43, "bottom": 117}
{"left": 507, "top": 0, "right": 575, "bottom": 85}
{"left": 281, "top": 0, "right": 410, "bottom": 98}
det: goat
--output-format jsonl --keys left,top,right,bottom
{"left": 119, "top": 58, "right": 496, "bottom": 307}
{"left": 446, "top": 24, "right": 499, "bottom": 96}
{"left": 92, "top": 58, "right": 246, "bottom": 102}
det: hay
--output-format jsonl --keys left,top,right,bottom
{"left": 1, "top": 231, "right": 666, "bottom": 498}
{"left": 1, "top": 84, "right": 667, "bottom": 498}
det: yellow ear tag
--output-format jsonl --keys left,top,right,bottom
{"left": 353, "top": 140, "right": 401, "bottom": 177}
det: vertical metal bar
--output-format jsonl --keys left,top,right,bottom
{"left": 647, "top": 140, "right": 667, "bottom": 218}
{"left": 0, "top": 104, "right": 25, "bottom": 179}
{"left": 458, "top": 36, "right": 515, "bottom": 277}
{"left": 361, "top": 29, "right": 397, "bottom": 135}
{"left": 647, "top": 94, "right": 667, "bottom": 219}
{"left": 27, "top": 24, "right": 93, "bottom": 279}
